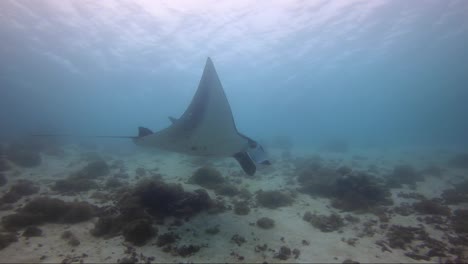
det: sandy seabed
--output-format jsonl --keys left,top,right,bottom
{"left": 0, "top": 143, "right": 467, "bottom": 263}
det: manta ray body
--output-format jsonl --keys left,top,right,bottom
{"left": 133, "top": 58, "right": 270, "bottom": 175}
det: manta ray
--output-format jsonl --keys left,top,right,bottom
{"left": 34, "top": 58, "right": 270, "bottom": 175}
{"left": 133, "top": 57, "right": 270, "bottom": 175}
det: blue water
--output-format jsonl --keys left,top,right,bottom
{"left": 1, "top": 0, "right": 467, "bottom": 149}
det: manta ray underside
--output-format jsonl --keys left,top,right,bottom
{"left": 133, "top": 58, "right": 270, "bottom": 175}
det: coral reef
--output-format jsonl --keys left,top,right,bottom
{"left": 134, "top": 179, "right": 215, "bottom": 218}
{"left": 450, "top": 209, "right": 468, "bottom": 234}
{"left": 189, "top": 166, "right": 225, "bottom": 189}
{"left": 0, "top": 179, "right": 39, "bottom": 203}
{"left": 0, "top": 232, "right": 17, "bottom": 250}
{"left": 122, "top": 219, "right": 157, "bottom": 246}
{"left": 233, "top": 201, "right": 250, "bottom": 215}
{"left": 231, "top": 234, "right": 246, "bottom": 246}
{"left": 52, "top": 178, "right": 97, "bottom": 193}
{"left": 385, "top": 225, "right": 448, "bottom": 260}
{"left": 61, "top": 231, "right": 80, "bottom": 246}
{"left": 188, "top": 166, "right": 240, "bottom": 197}
{"left": 303, "top": 211, "right": 344, "bottom": 232}
{"left": 274, "top": 246, "right": 291, "bottom": 260}
{"left": 385, "top": 164, "right": 424, "bottom": 188}
{"left": 174, "top": 244, "right": 201, "bottom": 257}
{"left": 156, "top": 232, "right": 180, "bottom": 247}
{"left": 441, "top": 180, "right": 468, "bottom": 204}
{"left": 448, "top": 153, "right": 468, "bottom": 169}
{"left": 297, "top": 161, "right": 339, "bottom": 197}
{"left": 214, "top": 184, "right": 240, "bottom": 197}
{"left": 386, "top": 225, "right": 424, "bottom": 250}
{"left": 1, "top": 197, "right": 96, "bottom": 231}
{"left": 22, "top": 226, "right": 43, "bottom": 237}
{"left": 105, "top": 177, "right": 125, "bottom": 189}
{"left": 298, "top": 162, "right": 392, "bottom": 212}
{"left": 413, "top": 199, "right": 451, "bottom": 216}
{"left": 52, "top": 160, "right": 110, "bottom": 193}
{"left": 91, "top": 179, "right": 221, "bottom": 246}
{"left": 255, "top": 190, "right": 294, "bottom": 209}
{"left": 256, "top": 217, "right": 275, "bottom": 229}
{"left": 331, "top": 173, "right": 393, "bottom": 212}
{"left": 72, "top": 159, "right": 110, "bottom": 179}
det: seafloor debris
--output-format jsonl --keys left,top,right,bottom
{"left": 256, "top": 217, "right": 275, "bottom": 229}
{"left": 255, "top": 189, "right": 294, "bottom": 209}
{"left": 385, "top": 164, "right": 424, "bottom": 188}
{"left": 303, "top": 211, "right": 345, "bottom": 232}
{"left": 0, "top": 179, "right": 39, "bottom": 203}
{"left": 1, "top": 197, "right": 97, "bottom": 231}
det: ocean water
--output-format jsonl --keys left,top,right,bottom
{"left": 1, "top": 1, "right": 468, "bottom": 263}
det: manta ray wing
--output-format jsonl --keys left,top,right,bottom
{"left": 135, "top": 58, "right": 248, "bottom": 156}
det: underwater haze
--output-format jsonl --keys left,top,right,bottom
{"left": 3, "top": 1, "right": 468, "bottom": 264}
{"left": 1, "top": 0, "right": 467, "bottom": 149}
